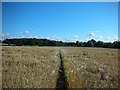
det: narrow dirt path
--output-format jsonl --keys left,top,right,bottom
{"left": 56, "top": 51, "right": 68, "bottom": 90}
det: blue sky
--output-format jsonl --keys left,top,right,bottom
{"left": 1, "top": 2, "right": 118, "bottom": 42}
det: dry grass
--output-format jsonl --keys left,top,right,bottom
{"left": 2, "top": 46, "right": 119, "bottom": 88}
{"left": 61, "top": 47, "right": 119, "bottom": 88}
{"left": 2, "top": 46, "right": 60, "bottom": 88}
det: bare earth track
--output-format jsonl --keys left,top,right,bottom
{"left": 2, "top": 46, "right": 119, "bottom": 88}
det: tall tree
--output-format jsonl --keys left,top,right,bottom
{"left": 96, "top": 41, "right": 104, "bottom": 47}
{"left": 86, "top": 40, "right": 94, "bottom": 47}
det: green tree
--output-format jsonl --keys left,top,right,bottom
{"left": 91, "top": 39, "right": 96, "bottom": 46}
{"left": 86, "top": 40, "right": 94, "bottom": 47}
{"left": 96, "top": 41, "right": 104, "bottom": 47}
{"left": 76, "top": 41, "right": 79, "bottom": 46}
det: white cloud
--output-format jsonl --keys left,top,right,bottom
{"left": 73, "top": 35, "right": 78, "bottom": 38}
{"left": 86, "top": 33, "right": 95, "bottom": 37}
{"left": 20, "top": 30, "right": 29, "bottom": 34}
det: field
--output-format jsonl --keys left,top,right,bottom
{"left": 2, "top": 46, "right": 60, "bottom": 88}
{"left": 60, "top": 47, "right": 119, "bottom": 88}
{"left": 2, "top": 46, "right": 119, "bottom": 88}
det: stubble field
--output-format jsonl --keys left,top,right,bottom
{"left": 2, "top": 46, "right": 119, "bottom": 88}
{"left": 2, "top": 46, "right": 60, "bottom": 88}
{"left": 60, "top": 47, "right": 119, "bottom": 88}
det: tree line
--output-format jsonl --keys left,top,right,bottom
{"left": 2, "top": 38, "right": 120, "bottom": 48}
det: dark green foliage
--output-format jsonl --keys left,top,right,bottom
{"left": 75, "top": 41, "right": 83, "bottom": 47}
{"left": 91, "top": 39, "right": 97, "bottom": 46}
{"left": 96, "top": 41, "right": 104, "bottom": 47}
{"left": 2, "top": 38, "right": 120, "bottom": 48}
{"left": 76, "top": 41, "right": 79, "bottom": 46}
{"left": 86, "top": 40, "right": 94, "bottom": 47}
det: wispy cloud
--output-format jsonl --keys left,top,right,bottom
{"left": 20, "top": 30, "right": 29, "bottom": 34}
{"left": 86, "top": 33, "right": 95, "bottom": 37}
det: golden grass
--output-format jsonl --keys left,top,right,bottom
{"left": 61, "top": 47, "right": 119, "bottom": 88}
{"left": 2, "top": 46, "right": 60, "bottom": 88}
{"left": 2, "top": 46, "right": 119, "bottom": 88}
